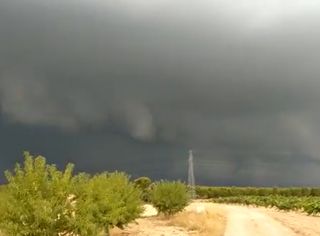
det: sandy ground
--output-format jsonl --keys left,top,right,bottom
{"left": 222, "top": 204, "right": 320, "bottom": 236}
{"left": 112, "top": 202, "right": 320, "bottom": 236}
{"left": 111, "top": 202, "right": 226, "bottom": 236}
{"left": 259, "top": 206, "right": 320, "bottom": 236}
{"left": 111, "top": 204, "right": 188, "bottom": 236}
{"left": 111, "top": 217, "right": 189, "bottom": 236}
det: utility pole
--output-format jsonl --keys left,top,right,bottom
{"left": 188, "top": 150, "right": 196, "bottom": 199}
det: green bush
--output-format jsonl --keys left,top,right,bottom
{"left": 134, "top": 177, "right": 152, "bottom": 202}
{"left": 0, "top": 152, "right": 143, "bottom": 236}
{"left": 0, "top": 152, "right": 76, "bottom": 236}
{"left": 150, "top": 181, "right": 189, "bottom": 216}
{"left": 72, "top": 172, "right": 143, "bottom": 235}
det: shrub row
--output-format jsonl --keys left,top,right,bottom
{"left": 0, "top": 152, "right": 190, "bottom": 235}
{"left": 212, "top": 195, "right": 320, "bottom": 215}
{"left": 196, "top": 186, "right": 320, "bottom": 198}
{"left": 0, "top": 152, "right": 142, "bottom": 236}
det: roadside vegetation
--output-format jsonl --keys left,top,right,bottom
{"left": 0, "top": 152, "right": 190, "bottom": 236}
{"left": 0, "top": 152, "right": 143, "bottom": 235}
{"left": 150, "top": 181, "right": 190, "bottom": 216}
{"left": 166, "top": 203, "right": 226, "bottom": 236}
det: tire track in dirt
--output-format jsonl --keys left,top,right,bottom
{"left": 222, "top": 204, "right": 320, "bottom": 236}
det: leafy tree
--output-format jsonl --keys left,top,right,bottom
{"left": 0, "top": 153, "right": 143, "bottom": 236}
{"left": 0, "top": 152, "right": 75, "bottom": 236}
{"left": 134, "top": 177, "right": 152, "bottom": 202}
{"left": 72, "top": 172, "right": 143, "bottom": 235}
{"left": 150, "top": 181, "right": 189, "bottom": 216}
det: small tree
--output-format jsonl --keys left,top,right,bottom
{"left": 72, "top": 172, "right": 143, "bottom": 235}
{"left": 134, "top": 177, "right": 152, "bottom": 190}
{"left": 0, "top": 152, "right": 75, "bottom": 236}
{"left": 150, "top": 181, "right": 189, "bottom": 216}
{"left": 134, "top": 176, "right": 152, "bottom": 202}
{"left": 0, "top": 153, "right": 143, "bottom": 236}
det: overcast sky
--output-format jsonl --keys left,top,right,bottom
{"left": 1, "top": 0, "right": 320, "bottom": 186}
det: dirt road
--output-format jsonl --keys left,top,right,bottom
{"left": 112, "top": 202, "right": 320, "bottom": 236}
{"left": 222, "top": 204, "right": 320, "bottom": 236}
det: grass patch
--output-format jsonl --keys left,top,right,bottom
{"left": 166, "top": 203, "right": 226, "bottom": 236}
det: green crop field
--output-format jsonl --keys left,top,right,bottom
{"left": 196, "top": 186, "right": 320, "bottom": 215}
{"left": 212, "top": 195, "right": 320, "bottom": 214}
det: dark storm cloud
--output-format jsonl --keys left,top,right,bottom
{"left": 1, "top": 0, "right": 320, "bottom": 185}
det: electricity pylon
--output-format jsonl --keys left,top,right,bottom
{"left": 188, "top": 150, "right": 196, "bottom": 199}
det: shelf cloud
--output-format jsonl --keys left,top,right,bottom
{"left": 1, "top": 0, "right": 320, "bottom": 185}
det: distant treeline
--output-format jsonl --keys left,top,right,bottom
{"left": 196, "top": 186, "right": 320, "bottom": 198}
